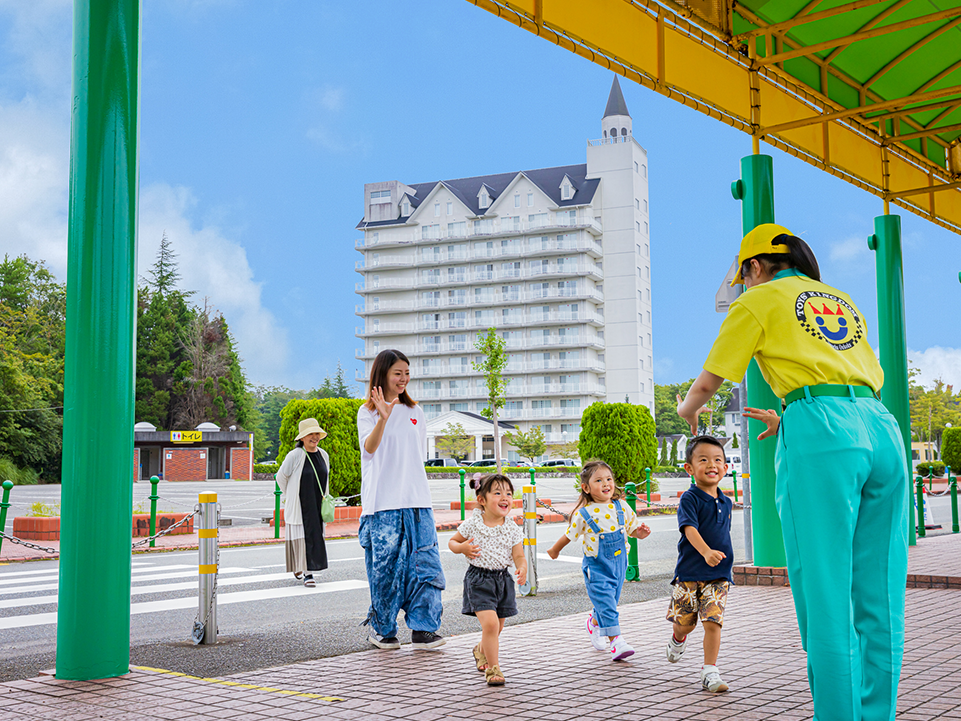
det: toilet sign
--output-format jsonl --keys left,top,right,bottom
{"left": 171, "top": 430, "right": 202, "bottom": 443}
{"left": 716, "top": 256, "right": 741, "bottom": 313}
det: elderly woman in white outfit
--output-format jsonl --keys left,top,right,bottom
{"left": 276, "top": 418, "right": 330, "bottom": 587}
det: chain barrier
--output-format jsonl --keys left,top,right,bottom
{"left": 218, "top": 491, "right": 277, "bottom": 510}
{"left": 132, "top": 510, "right": 199, "bottom": 548}
{"left": 152, "top": 495, "right": 198, "bottom": 511}
{"left": 0, "top": 530, "right": 58, "bottom": 555}
{"left": 535, "top": 498, "right": 570, "bottom": 520}
{"left": 927, "top": 484, "right": 952, "bottom": 498}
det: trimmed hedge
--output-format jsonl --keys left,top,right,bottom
{"left": 578, "top": 402, "right": 658, "bottom": 491}
{"left": 942, "top": 427, "right": 961, "bottom": 474}
{"left": 279, "top": 398, "right": 366, "bottom": 505}
{"left": 916, "top": 460, "right": 945, "bottom": 477}
{"left": 253, "top": 463, "right": 279, "bottom": 474}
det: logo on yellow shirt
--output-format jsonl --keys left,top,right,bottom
{"left": 796, "top": 291, "right": 863, "bottom": 351}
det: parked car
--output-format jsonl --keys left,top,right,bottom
{"left": 466, "top": 458, "right": 509, "bottom": 468}
{"left": 542, "top": 458, "right": 578, "bottom": 467}
{"left": 425, "top": 458, "right": 462, "bottom": 467}
{"left": 727, "top": 455, "right": 742, "bottom": 477}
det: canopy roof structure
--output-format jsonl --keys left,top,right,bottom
{"left": 469, "top": 0, "right": 961, "bottom": 234}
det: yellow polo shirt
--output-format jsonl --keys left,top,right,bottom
{"left": 703, "top": 270, "right": 883, "bottom": 399}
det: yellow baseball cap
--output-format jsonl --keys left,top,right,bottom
{"left": 731, "top": 223, "right": 794, "bottom": 286}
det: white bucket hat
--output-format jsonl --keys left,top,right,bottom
{"left": 295, "top": 417, "right": 327, "bottom": 441}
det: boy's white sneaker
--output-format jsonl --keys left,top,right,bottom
{"left": 586, "top": 614, "right": 607, "bottom": 651}
{"left": 701, "top": 665, "right": 729, "bottom": 693}
{"left": 610, "top": 636, "right": 635, "bottom": 662}
{"left": 666, "top": 634, "right": 687, "bottom": 663}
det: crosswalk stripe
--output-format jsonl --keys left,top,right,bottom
{"left": 0, "top": 563, "right": 198, "bottom": 588}
{"left": 0, "top": 579, "right": 369, "bottom": 630}
{"left": 538, "top": 552, "right": 582, "bottom": 564}
{"left": 0, "top": 568, "right": 260, "bottom": 606}
{"left": 0, "top": 567, "right": 253, "bottom": 597}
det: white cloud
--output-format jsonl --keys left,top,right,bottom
{"left": 319, "top": 86, "right": 344, "bottom": 112}
{"left": 829, "top": 234, "right": 869, "bottom": 264}
{"left": 138, "top": 183, "right": 290, "bottom": 385}
{"left": 908, "top": 347, "right": 961, "bottom": 390}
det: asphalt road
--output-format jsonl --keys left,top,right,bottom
{"left": 0, "top": 507, "right": 752, "bottom": 682}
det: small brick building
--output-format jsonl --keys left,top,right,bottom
{"left": 133, "top": 421, "right": 254, "bottom": 482}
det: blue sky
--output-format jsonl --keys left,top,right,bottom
{"left": 1, "top": 0, "right": 959, "bottom": 394}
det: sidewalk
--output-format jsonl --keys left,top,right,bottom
{"left": 2, "top": 535, "right": 960, "bottom": 720}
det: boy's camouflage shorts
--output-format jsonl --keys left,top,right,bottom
{"left": 666, "top": 580, "right": 730, "bottom": 627}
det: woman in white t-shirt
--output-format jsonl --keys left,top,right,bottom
{"left": 357, "top": 349, "right": 446, "bottom": 651}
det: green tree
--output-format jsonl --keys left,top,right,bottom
{"left": 670, "top": 437, "right": 679, "bottom": 466}
{"left": 731, "top": 433, "right": 739, "bottom": 449}
{"left": 0, "top": 255, "right": 65, "bottom": 481}
{"left": 909, "top": 379, "right": 960, "bottom": 459}
{"left": 658, "top": 437, "right": 668, "bottom": 466}
{"left": 252, "top": 386, "right": 308, "bottom": 462}
{"left": 435, "top": 422, "right": 474, "bottom": 461}
{"left": 278, "top": 397, "right": 365, "bottom": 504}
{"left": 579, "top": 402, "right": 658, "bottom": 489}
{"left": 941, "top": 427, "right": 961, "bottom": 472}
{"left": 654, "top": 381, "right": 694, "bottom": 437}
{"left": 548, "top": 440, "right": 580, "bottom": 461}
{"left": 473, "top": 328, "right": 509, "bottom": 473}
{"left": 504, "top": 425, "right": 547, "bottom": 466}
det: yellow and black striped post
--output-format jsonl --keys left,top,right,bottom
{"left": 198, "top": 492, "right": 218, "bottom": 644}
{"left": 519, "top": 468, "right": 537, "bottom": 596}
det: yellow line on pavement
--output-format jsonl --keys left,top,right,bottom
{"left": 131, "top": 665, "right": 344, "bottom": 702}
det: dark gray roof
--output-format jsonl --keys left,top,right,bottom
{"left": 456, "top": 410, "right": 517, "bottom": 430}
{"left": 722, "top": 387, "right": 741, "bottom": 413}
{"left": 603, "top": 76, "right": 630, "bottom": 118}
{"left": 357, "top": 164, "right": 601, "bottom": 230}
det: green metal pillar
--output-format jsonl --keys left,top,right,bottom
{"left": 56, "top": 0, "right": 141, "bottom": 680}
{"left": 731, "top": 154, "right": 786, "bottom": 568}
{"left": 867, "top": 216, "right": 915, "bottom": 545}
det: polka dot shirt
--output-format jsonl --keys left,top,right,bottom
{"left": 564, "top": 501, "right": 642, "bottom": 557}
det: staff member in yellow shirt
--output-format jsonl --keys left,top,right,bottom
{"left": 676, "top": 223, "right": 908, "bottom": 721}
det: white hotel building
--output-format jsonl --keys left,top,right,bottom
{"left": 355, "top": 79, "right": 653, "bottom": 462}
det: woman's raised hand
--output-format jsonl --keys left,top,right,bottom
{"left": 742, "top": 406, "right": 780, "bottom": 440}
{"left": 370, "top": 386, "right": 399, "bottom": 419}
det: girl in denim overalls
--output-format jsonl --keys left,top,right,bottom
{"left": 548, "top": 461, "right": 651, "bottom": 661}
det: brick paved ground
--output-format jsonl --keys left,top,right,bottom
{"left": 2, "top": 578, "right": 960, "bottom": 721}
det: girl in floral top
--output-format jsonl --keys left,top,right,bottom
{"left": 547, "top": 460, "right": 651, "bottom": 661}
{"left": 449, "top": 473, "right": 527, "bottom": 687}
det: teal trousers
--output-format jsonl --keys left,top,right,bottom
{"left": 775, "top": 394, "right": 908, "bottom": 721}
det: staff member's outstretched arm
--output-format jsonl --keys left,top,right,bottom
{"left": 676, "top": 370, "right": 725, "bottom": 435}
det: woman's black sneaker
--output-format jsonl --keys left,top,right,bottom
{"left": 411, "top": 630, "right": 446, "bottom": 649}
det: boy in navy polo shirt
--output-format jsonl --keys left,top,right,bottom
{"left": 665, "top": 435, "right": 734, "bottom": 693}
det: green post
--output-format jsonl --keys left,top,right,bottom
{"left": 459, "top": 468, "right": 466, "bottom": 522}
{"left": 732, "top": 470, "right": 739, "bottom": 503}
{"left": 56, "top": 0, "right": 140, "bottom": 681}
{"left": 529, "top": 467, "right": 536, "bottom": 487}
{"left": 274, "top": 481, "right": 282, "bottom": 539}
{"left": 927, "top": 468, "right": 933, "bottom": 491}
{"left": 0, "top": 480, "right": 13, "bottom": 556}
{"left": 867, "top": 215, "right": 915, "bottom": 545}
{"left": 148, "top": 476, "right": 160, "bottom": 549}
{"left": 624, "top": 482, "right": 639, "bottom": 581}
{"left": 645, "top": 468, "right": 652, "bottom": 505}
{"left": 731, "top": 153, "right": 787, "bottom": 568}
{"left": 949, "top": 467, "right": 958, "bottom": 534}
{"left": 915, "top": 475, "right": 925, "bottom": 538}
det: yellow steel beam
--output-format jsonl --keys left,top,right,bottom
{"left": 884, "top": 121, "right": 961, "bottom": 144}
{"left": 886, "top": 180, "right": 961, "bottom": 201}
{"left": 468, "top": 0, "right": 961, "bottom": 235}
{"left": 733, "top": 0, "right": 891, "bottom": 42}
{"left": 758, "top": 6, "right": 961, "bottom": 65}
{"left": 762, "top": 84, "right": 961, "bottom": 135}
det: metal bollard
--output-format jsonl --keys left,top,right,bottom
{"left": 950, "top": 468, "right": 958, "bottom": 534}
{"left": 148, "top": 475, "right": 160, "bottom": 548}
{"left": 625, "top": 482, "right": 639, "bottom": 581}
{"left": 741, "top": 473, "right": 753, "bottom": 564}
{"left": 0, "top": 480, "right": 13, "bottom": 556}
{"left": 519, "top": 468, "right": 537, "bottom": 597}
{"left": 273, "top": 481, "right": 282, "bottom": 539}
{"left": 459, "top": 468, "right": 466, "bottom": 522}
{"left": 198, "top": 492, "right": 219, "bottom": 644}
{"left": 645, "top": 467, "right": 652, "bottom": 505}
{"left": 732, "top": 470, "right": 739, "bottom": 503}
{"left": 915, "top": 475, "right": 925, "bottom": 539}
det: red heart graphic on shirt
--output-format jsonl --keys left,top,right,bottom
{"left": 410, "top": 418, "right": 417, "bottom": 425}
